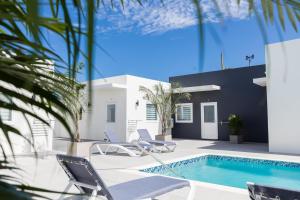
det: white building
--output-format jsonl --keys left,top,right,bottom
{"left": 4, "top": 39, "right": 300, "bottom": 155}
{"left": 265, "top": 38, "right": 300, "bottom": 154}
{"left": 0, "top": 60, "right": 55, "bottom": 155}
{"left": 253, "top": 38, "right": 300, "bottom": 154}
{"left": 54, "top": 75, "right": 170, "bottom": 142}
{"left": 0, "top": 104, "right": 54, "bottom": 155}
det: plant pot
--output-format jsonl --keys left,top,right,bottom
{"left": 229, "top": 135, "right": 243, "bottom": 144}
{"left": 155, "top": 134, "right": 172, "bottom": 141}
{"left": 67, "top": 141, "right": 94, "bottom": 157}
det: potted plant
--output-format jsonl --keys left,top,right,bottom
{"left": 228, "top": 114, "right": 243, "bottom": 144}
{"left": 140, "top": 82, "right": 190, "bottom": 141}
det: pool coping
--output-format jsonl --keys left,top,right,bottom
{"left": 120, "top": 152, "right": 300, "bottom": 195}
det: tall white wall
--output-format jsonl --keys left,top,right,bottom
{"left": 0, "top": 110, "right": 32, "bottom": 154}
{"left": 78, "top": 88, "right": 127, "bottom": 141}
{"left": 0, "top": 109, "right": 53, "bottom": 155}
{"left": 0, "top": 82, "right": 54, "bottom": 155}
{"left": 125, "top": 75, "right": 170, "bottom": 141}
{"left": 266, "top": 39, "right": 300, "bottom": 154}
{"left": 54, "top": 75, "right": 127, "bottom": 142}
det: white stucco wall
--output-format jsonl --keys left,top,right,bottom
{"left": 0, "top": 110, "right": 32, "bottom": 154}
{"left": 125, "top": 75, "right": 170, "bottom": 141}
{"left": 54, "top": 75, "right": 127, "bottom": 141}
{"left": 266, "top": 39, "right": 300, "bottom": 154}
{"left": 0, "top": 96, "right": 54, "bottom": 155}
{"left": 78, "top": 88, "right": 127, "bottom": 141}
{"left": 0, "top": 60, "right": 55, "bottom": 155}
{"left": 54, "top": 75, "right": 170, "bottom": 143}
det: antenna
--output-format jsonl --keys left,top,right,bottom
{"left": 246, "top": 54, "right": 254, "bottom": 67}
{"left": 221, "top": 52, "right": 225, "bottom": 70}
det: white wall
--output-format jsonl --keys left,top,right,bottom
{"left": 54, "top": 75, "right": 127, "bottom": 142}
{"left": 78, "top": 88, "right": 127, "bottom": 141}
{"left": 0, "top": 61, "right": 55, "bottom": 155}
{"left": 0, "top": 101, "right": 54, "bottom": 155}
{"left": 125, "top": 75, "right": 170, "bottom": 141}
{"left": 54, "top": 75, "right": 170, "bottom": 143}
{"left": 0, "top": 110, "right": 32, "bottom": 154}
{"left": 266, "top": 39, "right": 300, "bottom": 154}
{"left": 0, "top": 79, "right": 54, "bottom": 155}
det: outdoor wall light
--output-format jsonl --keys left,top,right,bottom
{"left": 135, "top": 100, "right": 139, "bottom": 106}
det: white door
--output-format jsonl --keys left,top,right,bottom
{"left": 201, "top": 102, "right": 218, "bottom": 139}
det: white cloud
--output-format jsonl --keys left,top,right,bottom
{"left": 96, "top": 0, "right": 253, "bottom": 34}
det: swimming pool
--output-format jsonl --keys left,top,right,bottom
{"left": 141, "top": 155, "right": 300, "bottom": 190}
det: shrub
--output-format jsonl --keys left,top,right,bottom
{"left": 228, "top": 114, "right": 243, "bottom": 135}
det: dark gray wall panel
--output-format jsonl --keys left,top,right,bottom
{"left": 169, "top": 65, "right": 268, "bottom": 143}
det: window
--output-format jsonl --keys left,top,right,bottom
{"left": 175, "top": 103, "right": 193, "bottom": 123}
{"left": 107, "top": 104, "right": 115, "bottom": 123}
{"left": 203, "top": 105, "right": 215, "bottom": 123}
{"left": 0, "top": 94, "right": 12, "bottom": 121}
{"left": 0, "top": 109, "right": 11, "bottom": 121}
{"left": 146, "top": 104, "right": 157, "bottom": 120}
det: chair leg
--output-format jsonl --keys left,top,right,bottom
{"left": 186, "top": 183, "right": 195, "bottom": 200}
{"left": 88, "top": 190, "right": 98, "bottom": 200}
{"left": 164, "top": 145, "right": 170, "bottom": 152}
{"left": 165, "top": 145, "right": 176, "bottom": 152}
{"left": 57, "top": 182, "right": 73, "bottom": 200}
{"left": 96, "top": 145, "right": 105, "bottom": 155}
{"left": 105, "top": 145, "right": 119, "bottom": 154}
{"left": 104, "top": 145, "right": 110, "bottom": 154}
{"left": 154, "top": 146, "right": 162, "bottom": 153}
{"left": 171, "top": 145, "right": 176, "bottom": 152}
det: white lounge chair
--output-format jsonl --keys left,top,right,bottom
{"left": 93, "top": 130, "right": 152, "bottom": 157}
{"left": 57, "top": 154, "right": 195, "bottom": 200}
{"left": 137, "top": 129, "right": 176, "bottom": 152}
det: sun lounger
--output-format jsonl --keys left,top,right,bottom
{"left": 93, "top": 130, "right": 152, "bottom": 157}
{"left": 247, "top": 182, "right": 300, "bottom": 200}
{"left": 137, "top": 129, "right": 176, "bottom": 152}
{"left": 57, "top": 154, "right": 195, "bottom": 200}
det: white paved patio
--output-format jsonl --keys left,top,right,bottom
{"left": 9, "top": 140, "right": 300, "bottom": 199}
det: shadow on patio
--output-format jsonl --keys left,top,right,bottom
{"left": 195, "top": 140, "right": 269, "bottom": 153}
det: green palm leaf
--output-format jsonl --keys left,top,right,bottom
{"left": 0, "top": 0, "right": 299, "bottom": 199}
{"left": 276, "top": 0, "right": 286, "bottom": 30}
{"left": 140, "top": 83, "right": 191, "bottom": 135}
{"left": 284, "top": 0, "right": 298, "bottom": 31}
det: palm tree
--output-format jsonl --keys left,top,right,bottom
{"left": 0, "top": 0, "right": 299, "bottom": 199}
{"left": 140, "top": 83, "right": 191, "bottom": 137}
{"left": 64, "top": 62, "right": 87, "bottom": 142}
{"left": 0, "top": 1, "right": 89, "bottom": 198}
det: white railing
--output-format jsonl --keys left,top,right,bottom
{"left": 30, "top": 119, "right": 54, "bottom": 152}
{"left": 127, "top": 120, "right": 139, "bottom": 134}
{"left": 32, "top": 119, "right": 53, "bottom": 135}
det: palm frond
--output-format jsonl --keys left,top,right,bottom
{"left": 0, "top": 0, "right": 299, "bottom": 199}
{"left": 140, "top": 83, "right": 190, "bottom": 135}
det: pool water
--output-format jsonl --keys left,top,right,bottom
{"left": 142, "top": 155, "right": 300, "bottom": 190}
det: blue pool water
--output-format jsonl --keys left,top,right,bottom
{"left": 142, "top": 155, "right": 300, "bottom": 190}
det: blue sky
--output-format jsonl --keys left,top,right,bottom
{"left": 47, "top": 1, "right": 300, "bottom": 82}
